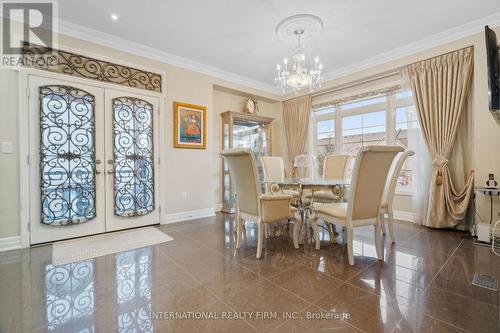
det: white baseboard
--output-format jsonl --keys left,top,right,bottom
{"left": 215, "top": 203, "right": 223, "bottom": 212}
{"left": 163, "top": 208, "right": 216, "bottom": 224}
{"left": 393, "top": 210, "right": 414, "bottom": 223}
{"left": 0, "top": 236, "right": 22, "bottom": 252}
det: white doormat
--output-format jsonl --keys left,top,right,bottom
{"left": 52, "top": 227, "right": 173, "bottom": 266}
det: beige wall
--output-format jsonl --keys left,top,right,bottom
{"left": 0, "top": 70, "right": 20, "bottom": 237}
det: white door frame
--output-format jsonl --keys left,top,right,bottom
{"left": 18, "top": 66, "right": 166, "bottom": 247}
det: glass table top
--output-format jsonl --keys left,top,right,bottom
{"left": 261, "top": 178, "right": 350, "bottom": 186}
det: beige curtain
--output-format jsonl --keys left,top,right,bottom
{"left": 403, "top": 47, "right": 474, "bottom": 228}
{"left": 283, "top": 95, "right": 311, "bottom": 166}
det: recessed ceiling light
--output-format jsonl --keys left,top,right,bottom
{"left": 110, "top": 13, "right": 119, "bottom": 21}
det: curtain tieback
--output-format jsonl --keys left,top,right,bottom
{"left": 432, "top": 156, "right": 449, "bottom": 185}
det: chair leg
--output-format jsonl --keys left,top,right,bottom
{"left": 265, "top": 224, "right": 270, "bottom": 239}
{"left": 388, "top": 210, "right": 396, "bottom": 243}
{"left": 311, "top": 216, "right": 320, "bottom": 250}
{"left": 374, "top": 218, "right": 384, "bottom": 261}
{"left": 256, "top": 220, "right": 263, "bottom": 259}
{"left": 292, "top": 216, "right": 301, "bottom": 249}
{"left": 236, "top": 216, "right": 243, "bottom": 249}
{"left": 234, "top": 210, "right": 240, "bottom": 235}
{"left": 346, "top": 227, "right": 354, "bottom": 266}
{"left": 380, "top": 212, "right": 386, "bottom": 235}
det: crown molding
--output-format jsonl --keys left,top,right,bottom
{"left": 322, "top": 12, "right": 500, "bottom": 83}
{"left": 34, "top": 12, "right": 500, "bottom": 97}
{"left": 57, "top": 19, "right": 282, "bottom": 96}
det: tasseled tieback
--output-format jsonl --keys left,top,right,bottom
{"left": 432, "top": 156, "right": 449, "bottom": 185}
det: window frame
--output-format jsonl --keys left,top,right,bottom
{"left": 311, "top": 107, "right": 338, "bottom": 177}
{"left": 311, "top": 89, "right": 416, "bottom": 195}
{"left": 390, "top": 91, "right": 416, "bottom": 195}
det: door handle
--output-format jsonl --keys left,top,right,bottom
{"left": 106, "top": 160, "right": 114, "bottom": 174}
{"left": 95, "top": 160, "right": 102, "bottom": 174}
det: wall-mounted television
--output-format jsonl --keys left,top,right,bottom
{"left": 485, "top": 25, "right": 500, "bottom": 112}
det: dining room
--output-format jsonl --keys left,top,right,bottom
{"left": 1, "top": 1, "right": 500, "bottom": 332}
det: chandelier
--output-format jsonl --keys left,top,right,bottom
{"left": 274, "top": 14, "right": 324, "bottom": 93}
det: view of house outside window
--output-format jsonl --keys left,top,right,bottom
{"left": 312, "top": 89, "right": 416, "bottom": 192}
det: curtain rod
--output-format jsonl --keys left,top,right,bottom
{"left": 403, "top": 45, "right": 474, "bottom": 69}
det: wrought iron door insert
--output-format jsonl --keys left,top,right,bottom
{"left": 113, "top": 97, "right": 155, "bottom": 217}
{"left": 40, "top": 85, "right": 96, "bottom": 225}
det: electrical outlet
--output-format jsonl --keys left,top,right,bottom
{"left": 182, "top": 192, "right": 188, "bottom": 201}
{"left": 1, "top": 142, "right": 12, "bottom": 154}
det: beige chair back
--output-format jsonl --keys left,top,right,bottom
{"left": 382, "top": 150, "right": 415, "bottom": 208}
{"left": 348, "top": 146, "right": 404, "bottom": 220}
{"left": 221, "top": 149, "right": 261, "bottom": 216}
{"left": 260, "top": 156, "right": 285, "bottom": 181}
{"left": 323, "top": 154, "right": 350, "bottom": 179}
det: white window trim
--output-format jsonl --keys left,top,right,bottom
{"left": 312, "top": 88, "right": 416, "bottom": 194}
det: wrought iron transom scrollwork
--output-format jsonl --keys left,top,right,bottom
{"left": 23, "top": 43, "right": 162, "bottom": 93}
{"left": 40, "top": 85, "right": 96, "bottom": 225}
{"left": 113, "top": 97, "right": 155, "bottom": 217}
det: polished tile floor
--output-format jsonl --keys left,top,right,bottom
{"left": 0, "top": 213, "right": 498, "bottom": 332}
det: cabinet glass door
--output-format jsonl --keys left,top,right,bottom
{"left": 220, "top": 112, "right": 272, "bottom": 213}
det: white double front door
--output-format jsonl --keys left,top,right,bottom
{"left": 28, "top": 75, "right": 161, "bottom": 244}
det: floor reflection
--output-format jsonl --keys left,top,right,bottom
{"left": 45, "top": 260, "right": 95, "bottom": 333}
{"left": 42, "top": 248, "right": 155, "bottom": 333}
{"left": 1, "top": 214, "right": 495, "bottom": 332}
{"left": 115, "top": 248, "right": 154, "bottom": 333}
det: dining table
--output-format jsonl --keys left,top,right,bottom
{"left": 260, "top": 177, "right": 350, "bottom": 244}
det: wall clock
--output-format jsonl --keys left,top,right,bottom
{"left": 244, "top": 97, "right": 258, "bottom": 114}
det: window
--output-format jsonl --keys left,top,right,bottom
{"left": 342, "top": 110, "right": 387, "bottom": 175}
{"left": 393, "top": 91, "right": 417, "bottom": 191}
{"left": 316, "top": 118, "right": 335, "bottom": 175}
{"left": 313, "top": 107, "right": 335, "bottom": 175}
{"left": 342, "top": 110, "right": 387, "bottom": 155}
{"left": 312, "top": 89, "right": 417, "bottom": 193}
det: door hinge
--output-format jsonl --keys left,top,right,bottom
{"left": 158, "top": 157, "right": 160, "bottom": 165}
{"left": 26, "top": 155, "right": 31, "bottom": 165}
{"left": 27, "top": 223, "right": 31, "bottom": 232}
{"left": 159, "top": 206, "right": 161, "bottom": 214}
{"left": 26, "top": 87, "right": 30, "bottom": 97}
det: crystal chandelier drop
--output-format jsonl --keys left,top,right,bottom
{"left": 275, "top": 29, "right": 323, "bottom": 93}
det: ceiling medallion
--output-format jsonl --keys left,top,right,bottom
{"left": 275, "top": 14, "right": 324, "bottom": 93}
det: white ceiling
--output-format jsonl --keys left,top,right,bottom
{"left": 59, "top": 0, "right": 500, "bottom": 93}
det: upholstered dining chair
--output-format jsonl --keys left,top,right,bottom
{"left": 380, "top": 150, "right": 415, "bottom": 243}
{"left": 311, "top": 145, "right": 404, "bottom": 265}
{"left": 313, "top": 154, "right": 350, "bottom": 203}
{"left": 221, "top": 149, "right": 300, "bottom": 258}
{"left": 260, "top": 156, "right": 299, "bottom": 198}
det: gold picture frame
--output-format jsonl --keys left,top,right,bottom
{"left": 173, "top": 102, "right": 207, "bottom": 149}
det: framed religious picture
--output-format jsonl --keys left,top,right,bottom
{"left": 173, "top": 102, "right": 206, "bottom": 149}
